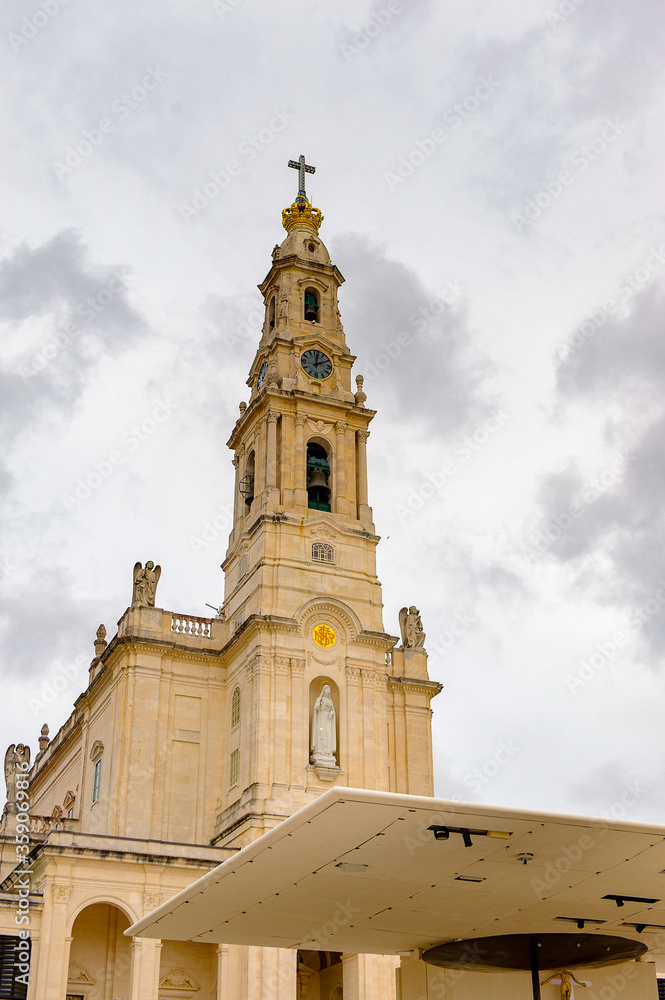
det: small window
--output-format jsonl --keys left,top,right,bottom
{"left": 268, "top": 295, "right": 276, "bottom": 330}
{"left": 304, "top": 288, "right": 319, "bottom": 323}
{"left": 92, "top": 759, "right": 101, "bottom": 803}
{"left": 231, "top": 687, "right": 241, "bottom": 728}
{"left": 67, "top": 807, "right": 73, "bottom": 819}
{"left": 229, "top": 748, "right": 239, "bottom": 787}
{"left": 312, "top": 542, "right": 334, "bottom": 564}
{"left": 239, "top": 556, "right": 249, "bottom": 580}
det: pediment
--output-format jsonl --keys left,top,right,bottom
{"left": 158, "top": 968, "right": 199, "bottom": 991}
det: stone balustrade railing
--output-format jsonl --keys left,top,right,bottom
{"left": 171, "top": 615, "right": 213, "bottom": 638}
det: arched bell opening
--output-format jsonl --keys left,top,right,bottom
{"left": 304, "top": 286, "right": 320, "bottom": 323}
{"left": 240, "top": 451, "right": 255, "bottom": 508}
{"left": 306, "top": 440, "right": 331, "bottom": 511}
{"left": 268, "top": 294, "right": 276, "bottom": 331}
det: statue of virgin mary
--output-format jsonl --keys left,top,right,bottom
{"left": 310, "top": 683, "right": 337, "bottom": 767}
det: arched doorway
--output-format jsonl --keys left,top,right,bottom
{"left": 68, "top": 902, "right": 131, "bottom": 1000}
{"left": 297, "top": 950, "right": 343, "bottom": 1000}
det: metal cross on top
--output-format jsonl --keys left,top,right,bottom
{"left": 288, "top": 154, "right": 315, "bottom": 200}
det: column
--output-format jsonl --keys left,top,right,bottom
{"left": 266, "top": 409, "right": 278, "bottom": 491}
{"left": 232, "top": 452, "right": 241, "bottom": 527}
{"left": 290, "top": 659, "right": 306, "bottom": 788}
{"left": 343, "top": 953, "right": 399, "bottom": 1000}
{"left": 254, "top": 421, "right": 265, "bottom": 501}
{"left": 129, "top": 938, "right": 162, "bottom": 999}
{"left": 215, "top": 944, "right": 230, "bottom": 999}
{"left": 356, "top": 430, "right": 371, "bottom": 523}
{"left": 334, "top": 420, "right": 349, "bottom": 514}
{"left": 32, "top": 884, "right": 72, "bottom": 1000}
{"left": 294, "top": 415, "right": 307, "bottom": 507}
{"left": 344, "top": 667, "right": 362, "bottom": 785}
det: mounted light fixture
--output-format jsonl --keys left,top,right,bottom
{"left": 428, "top": 825, "right": 512, "bottom": 846}
{"left": 604, "top": 894, "right": 659, "bottom": 908}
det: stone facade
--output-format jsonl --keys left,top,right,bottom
{"left": 0, "top": 190, "right": 441, "bottom": 999}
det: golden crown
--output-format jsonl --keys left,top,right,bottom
{"left": 282, "top": 199, "right": 323, "bottom": 232}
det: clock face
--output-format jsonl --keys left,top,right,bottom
{"left": 301, "top": 349, "right": 332, "bottom": 380}
{"left": 257, "top": 361, "right": 269, "bottom": 388}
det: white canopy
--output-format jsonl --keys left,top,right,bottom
{"left": 127, "top": 787, "right": 665, "bottom": 957}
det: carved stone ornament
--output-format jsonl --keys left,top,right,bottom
{"left": 307, "top": 418, "right": 333, "bottom": 436}
{"left": 52, "top": 884, "right": 71, "bottom": 902}
{"left": 143, "top": 891, "right": 162, "bottom": 910}
{"left": 68, "top": 962, "right": 95, "bottom": 985}
{"left": 158, "top": 968, "right": 200, "bottom": 991}
{"left": 354, "top": 374, "right": 367, "bottom": 406}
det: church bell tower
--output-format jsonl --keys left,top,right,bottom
{"left": 214, "top": 158, "right": 441, "bottom": 850}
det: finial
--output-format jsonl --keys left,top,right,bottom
{"left": 239, "top": 401, "right": 247, "bottom": 415}
{"left": 354, "top": 375, "right": 367, "bottom": 406}
{"left": 94, "top": 624, "right": 107, "bottom": 658}
{"left": 39, "top": 724, "right": 50, "bottom": 752}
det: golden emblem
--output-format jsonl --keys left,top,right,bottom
{"left": 282, "top": 200, "right": 323, "bottom": 232}
{"left": 312, "top": 623, "right": 336, "bottom": 648}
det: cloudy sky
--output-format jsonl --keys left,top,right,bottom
{"left": 2, "top": 0, "right": 664, "bottom": 823}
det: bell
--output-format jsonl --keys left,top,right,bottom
{"left": 308, "top": 468, "right": 328, "bottom": 489}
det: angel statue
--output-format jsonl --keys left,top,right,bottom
{"left": 398, "top": 606, "right": 426, "bottom": 648}
{"left": 541, "top": 970, "right": 589, "bottom": 999}
{"left": 132, "top": 561, "right": 161, "bottom": 608}
{"left": 4, "top": 743, "right": 31, "bottom": 810}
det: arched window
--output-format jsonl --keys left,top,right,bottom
{"left": 304, "top": 287, "right": 319, "bottom": 323}
{"left": 231, "top": 687, "right": 241, "bottom": 728}
{"left": 312, "top": 541, "right": 334, "bottom": 564}
{"left": 268, "top": 295, "right": 276, "bottom": 330}
{"left": 240, "top": 451, "right": 255, "bottom": 507}
{"left": 306, "top": 441, "right": 331, "bottom": 511}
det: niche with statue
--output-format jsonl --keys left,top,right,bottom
{"left": 309, "top": 677, "right": 340, "bottom": 769}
